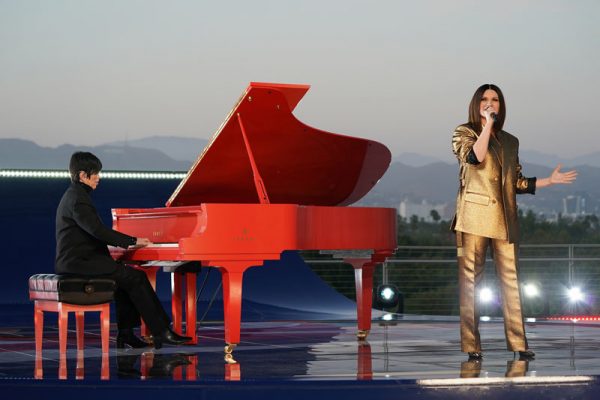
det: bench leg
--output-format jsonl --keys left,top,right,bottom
{"left": 34, "top": 348, "right": 43, "bottom": 379}
{"left": 100, "top": 303, "right": 110, "bottom": 354}
{"left": 34, "top": 302, "right": 44, "bottom": 354}
{"left": 59, "top": 352, "right": 67, "bottom": 380}
{"left": 31, "top": 296, "right": 113, "bottom": 379}
{"left": 76, "top": 349, "right": 84, "bottom": 380}
{"left": 58, "top": 304, "right": 68, "bottom": 357}
{"left": 76, "top": 311, "right": 84, "bottom": 351}
{"left": 101, "top": 352, "right": 110, "bottom": 380}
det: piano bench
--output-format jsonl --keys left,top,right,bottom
{"left": 28, "top": 274, "right": 116, "bottom": 354}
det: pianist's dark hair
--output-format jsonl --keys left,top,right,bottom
{"left": 467, "top": 84, "right": 505, "bottom": 133}
{"left": 69, "top": 152, "right": 103, "bottom": 183}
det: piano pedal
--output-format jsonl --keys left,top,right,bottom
{"left": 224, "top": 344, "right": 237, "bottom": 364}
{"left": 357, "top": 330, "right": 369, "bottom": 340}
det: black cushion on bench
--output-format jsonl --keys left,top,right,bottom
{"left": 29, "top": 274, "right": 116, "bottom": 305}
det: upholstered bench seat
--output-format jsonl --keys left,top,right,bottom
{"left": 29, "top": 274, "right": 116, "bottom": 305}
{"left": 29, "top": 274, "right": 116, "bottom": 357}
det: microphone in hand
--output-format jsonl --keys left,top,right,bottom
{"left": 489, "top": 112, "right": 497, "bottom": 121}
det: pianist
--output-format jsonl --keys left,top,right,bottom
{"left": 55, "top": 151, "right": 192, "bottom": 349}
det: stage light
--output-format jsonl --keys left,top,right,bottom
{"left": 376, "top": 284, "right": 401, "bottom": 309}
{"left": 567, "top": 287, "right": 584, "bottom": 303}
{"left": 479, "top": 287, "right": 493, "bottom": 303}
{"left": 382, "top": 313, "right": 394, "bottom": 321}
{"left": 523, "top": 283, "right": 540, "bottom": 298}
{"left": 381, "top": 287, "right": 395, "bottom": 300}
{"left": 480, "top": 316, "right": 491, "bottom": 322}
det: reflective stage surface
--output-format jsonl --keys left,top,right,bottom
{"left": 2, "top": 316, "right": 600, "bottom": 399}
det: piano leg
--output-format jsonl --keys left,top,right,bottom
{"left": 346, "top": 251, "right": 393, "bottom": 340}
{"left": 347, "top": 259, "right": 375, "bottom": 340}
{"left": 170, "top": 271, "right": 198, "bottom": 344}
{"left": 141, "top": 351, "right": 153, "bottom": 378}
{"left": 186, "top": 354, "right": 198, "bottom": 380}
{"left": 225, "top": 363, "right": 241, "bottom": 381}
{"left": 357, "top": 340, "right": 373, "bottom": 380}
{"left": 171, "top": 272, "right": 183, "bottom": 334}
{"left": 218, "top": 261, "right": 256, "bottom": 364}
{"left": 185, "top": 272, "right": 197, "bottom": 343}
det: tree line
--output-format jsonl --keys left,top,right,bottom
{"left": 398, "top": 210, "right": 600, "bottom": 246}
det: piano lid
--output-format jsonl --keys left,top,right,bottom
{"left": 167, "top": 82, "right": 392, "bottom": 207}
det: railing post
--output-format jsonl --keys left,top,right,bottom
{"left": 382, "top": 261, "right": 388, "bottom": 285}
{"left": 568, "top": 244, "right": 574, "bottom": 288}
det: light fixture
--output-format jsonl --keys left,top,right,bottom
{"left": 479, "top": 287, "right": 493, "bottom": 303}
{"left": 523, "top": 282, "right": 540, "bottom": 298}
{"left": 567, "top": 287, "right": 584, "bottom": 303}
{"left": 382, "top": 313, "right": 394, "bottom": 321}
{"left": 376, "top": 284, "right": 401, "bottom": 309}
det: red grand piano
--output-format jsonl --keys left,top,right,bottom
{"left": 111, "top": 82, "right": 397, "bottom": 363}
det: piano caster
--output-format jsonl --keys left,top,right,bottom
{"left": 224, "top": 344, "right": 237, "bottom": 364}
{"left": 357, "top": 330, "right": 369, "bottom": 340}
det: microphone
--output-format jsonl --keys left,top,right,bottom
{"left": 490, "top": 112, "right": 497, "bottom": 121}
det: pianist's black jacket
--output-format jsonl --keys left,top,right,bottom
{"left": 55, "top": 182, "right": 136, "bottom": 275}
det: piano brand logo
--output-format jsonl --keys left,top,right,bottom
{"left": 234, "top": 228, "right": 255, "bottom": 242}
{"left": 152, "top": 231, "right": 163, "bottom": 238}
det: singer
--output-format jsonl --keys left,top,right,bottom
{"left": 451, "top": 84, "right": 577, "bottom": 360}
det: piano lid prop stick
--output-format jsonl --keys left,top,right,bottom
{"left": 236, "top": 113, "right": 271, "bottom": 204}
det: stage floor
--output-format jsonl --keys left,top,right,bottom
{"left": 1, "top": 316, "right": 600, "bottom": 397}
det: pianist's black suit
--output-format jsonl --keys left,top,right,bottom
{"left": 55, "top": 182, "right": 169, "bottom": 334}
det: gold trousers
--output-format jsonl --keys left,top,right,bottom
{"left": 457, "top": 232, "right": 528, "bottom": 352}
{"left": 460, "top": 359, "right": 529, "bottom": 378}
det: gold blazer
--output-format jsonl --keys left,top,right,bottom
{"left": 451, "top": 124, "right": 535, "bottom": 243}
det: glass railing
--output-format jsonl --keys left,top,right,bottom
{"left": 304, "top": 244, "right": 600, "bottom": 318}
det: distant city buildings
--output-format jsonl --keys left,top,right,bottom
{"left": 398, "top": 199, "right": 450, "bottom": 221}
{"left": 563, "top": 195, "right": 587, "bottom": 218}
{"left": 398, "top": 194, "right": 593, "bottom": 223}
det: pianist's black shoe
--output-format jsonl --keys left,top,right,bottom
{"left": 116, "top": 328, "right": 150, "bottom": 349}
{"left": 468, "top": 352, "right": 483, "bottom": 360}
{"left": 153, "top": 328, "right": 193, "bottom": 349}
{"left": 149, "top": 353, "right": 193, "bottom": 377}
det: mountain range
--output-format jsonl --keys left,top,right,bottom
{"left": 395, "top": 150, "right": 600, "bottom": 169}
{"left": 1, "top": 137, "right": 598, "bottom": 216}
{"left": 358, "top": 161, "right": 600, "bottom": 217}
{"left": 0, "top": 137, "right": 207, "bottom": 171}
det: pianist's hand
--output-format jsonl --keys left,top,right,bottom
{"left": 133, "top": 238, "right": 153, "bottom": 248}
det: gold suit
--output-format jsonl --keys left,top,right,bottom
{"left": 451, "top": 124, "right": 536, "bottom": 353}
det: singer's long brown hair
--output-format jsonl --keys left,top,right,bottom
{"left": 467, "top": 84, "right": 506, "bottom": 133}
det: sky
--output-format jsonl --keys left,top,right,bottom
{"left": 1, "top": 0, "right": 599, "bottom": 161}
